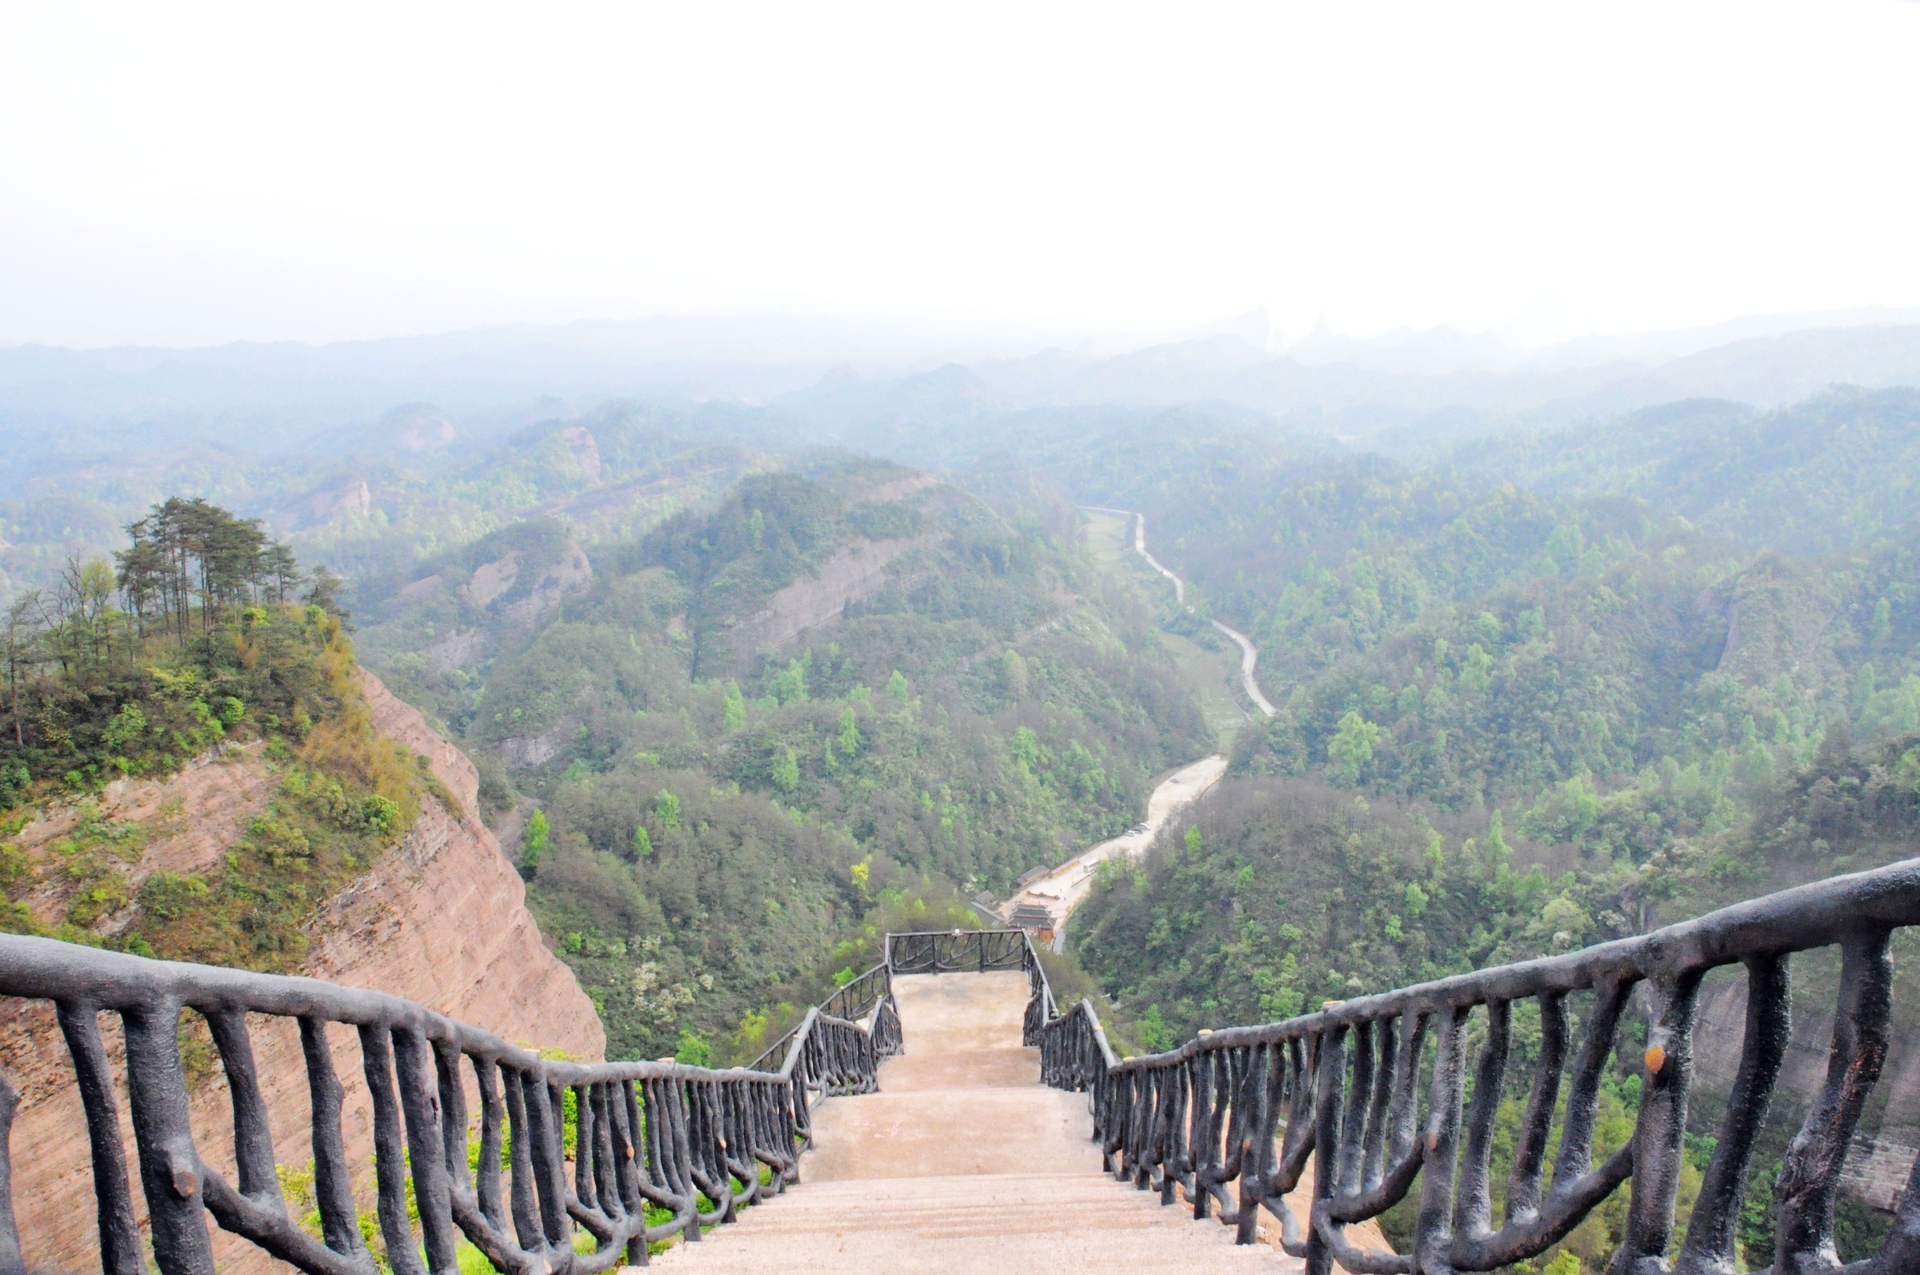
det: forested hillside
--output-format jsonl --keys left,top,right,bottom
{"left": 1055, "top": 387, "right": 1920, "bottom": 959}
{"left": 1059, "top": 388, "right": 1920, "bottom": 1268}
{"left": 0, "top": 399, "right": 763, "bottom": 612}
{"left": 1048, "top": 390, "right": 1920, "bottom": 819}
{"left": 347, "top": 454, "right": 1209, "bottom": 1061}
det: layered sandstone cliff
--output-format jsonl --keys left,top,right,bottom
{"left": 0, "top": 670, "right": 602, "bottom": 1272}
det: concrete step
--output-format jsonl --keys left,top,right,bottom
{"left": 656, "top": 1172, "right": 1301, "bottom": 1272}
{"left": 649, "top": 971, "right": 1367, "bottom": 1273}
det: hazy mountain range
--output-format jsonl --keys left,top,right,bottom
{"left": 9, "top": 306, "right": 1920, "bottom": 474}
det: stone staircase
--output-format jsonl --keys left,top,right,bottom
{"left": 654, "top": 971, "right": 1321, "bottom": 1272}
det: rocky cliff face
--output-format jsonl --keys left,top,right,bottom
{"left": 1, "top": 671, "right": 602, "bottom": 1273}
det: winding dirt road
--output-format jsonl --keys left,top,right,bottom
{"left": 1000, "top": 754, "right": 1227, "bottom": 946}
{"left": 1083, "top": 505, "right": 1275, "bottom": 720}
{"left": 1211, "top": 619, "right": 1278, "bottom": 718}
{"left": 995, "top": 508, "right": 1279, "bottom": 944}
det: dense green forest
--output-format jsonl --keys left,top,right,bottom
{"left": 1047, "top": 390, "right": 1920, "bottom": 828}
{"left": 1054, "top": 388, "right": 1920, "bottom": 1270}
{"left": 344, "top": 455, "right": 1208, "bottom": 1061}
{"left": 1059, "top": 386, "right": 1920, "bottom": 1020}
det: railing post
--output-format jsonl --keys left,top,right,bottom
{"left": 0, "top": 1075, "right": 20, "bottom": 1275}
{"left": 121, "top": 999, "right": 217, "bottom": 1275}
{"left": 1617, "top": 973, "right": 1704, "bottom": 1275}
{"left": 54, "top": 1002, "right": 146, "bottom": 1275}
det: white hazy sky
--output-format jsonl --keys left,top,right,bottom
{"left": 3, "top": 2, "right": 1919, "bottom": 349}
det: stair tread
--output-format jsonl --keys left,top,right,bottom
{"left": 652, "top": 973, "right": 1324, "bottom": 1272}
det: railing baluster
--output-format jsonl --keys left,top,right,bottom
{"left": 1675, "top": 952, "right": 1789, "bottom": 1275}
{"left": 1234, "top": 1044, "right": 1275, "bottom": 1244}
{"left": 574, "top": 1081, "right": 597, "bottom": 1212}
{"left": 1617, "top": 971, "right": 1703, "bottom": 1273}
{"left": 432, "top": 1041, "right": 468, "bottom": 1203}
{"left": 1383, "top": 1012, "right": 1427, "bottom": 1177}
{"left": 56, "top": 1001, "right": 147, "bottom": 1275}
{"left": 1359, "top": 1015, "right": 1397, "bottom": 1193}
{"left": 1503, "top": 992, "right": 1566, "bottom": 1227}
{"left": 1306, "top": 1023, "right": 1348, "bottom": 1275}
{"left": 205, "top": 1010, "right": 283, "bottom": 1212}
{"left": 661, "top": 1076, "right": 701, "bottom": 1241}
{"left": 613, "top": 1081, "right": 650, "bottom": 1266}
{"left": 1552, "top": 978, "right": 1631, "bottom": 1191}
{"left": 1776, "top": 927, "right": 1895, "bottom": 1271}
{"left": 1337, "top": 1020, "right": 1377, "bottom": 1199}
{"left": 1453, "top": 999, "right": 1509, "bottom": 1242}
{"left": 1411, "top": 1006, "right": 1468, "bottom": 1275}
{"left": 592, "top": 1083, "right": 623, "bottom": 1218}
{"left": 120, "top": 999, "right": 216, "bottom": 1275}
{"left": 392, "top": 1027, "right": 458, "bottom": 1275}
{"left": 471, "top": 1056, "right": 509, "bottom": 1232}
{"left": 298, "top": 1017, "right": 367, "bottom": 1259}
{"left": 360, "top": 1024, "right": 427, "bottom": 1275}
{"left": 531, "top": 1075, "right": 570, "bottom": 1247}
{"left": 1280, "top": 1034, "right": 1313, "bottom": 1185}
{"left": 501, "top": 1064, "right": 543, "bottom": 1251}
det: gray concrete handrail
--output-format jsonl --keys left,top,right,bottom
{"left": 1029, "top": 857, "right": 1920, "bottom": 1275}
{"left": 0, "top": 933, "right": 902, "bottom": 1275}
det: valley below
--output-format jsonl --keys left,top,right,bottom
{"left": 9, "top": 323, "right": 1920, "bottom": 1269}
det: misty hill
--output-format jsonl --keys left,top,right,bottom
{"left": 344, "top": 453, "right": 1210, "bottom": 1059}
{"left": 1450, "top": 386, "right": 1920, "bottom": 553}
{"left": 0, "top": 314, "right": 1063, "bottom": 475}
{"left": 769, "top": 321, "right": 1920, "bottom": 460}
{"left": 0, "top": 400, "right": 761, "bottom": 604}
{"left": 11, "top": 312, "right": 1920, "bottom": 495}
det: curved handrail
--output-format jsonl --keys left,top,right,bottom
{"left": 0, "top": 933, "right": 902, "bottom": 1275}
{"left": 14, "top": 857, "right": 1920, "bottom": 1275}
{"left": 748, "top": 959, "right": 896, "bottom": 1076}
{"left": 1023, "top": 857, "right": 1920, "bottom": 1275}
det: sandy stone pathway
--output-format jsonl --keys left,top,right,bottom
{"left": 1000, "top": 754, "right": 1228, "bottom": 945}
{"left": 655, "top": 972, "right": 1393, "bottom": 1273}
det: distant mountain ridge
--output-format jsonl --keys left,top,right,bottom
{"left": 10, "top": 311, "right": 1920, "bottom": 476}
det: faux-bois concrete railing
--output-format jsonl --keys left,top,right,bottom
{"left": 1026, "top": 859, "right": 1920, "bottom": 1275}
{"left": 5, "top": 861, "right": 1920, "bottom": 1274}
{"left": 0, "top": 936, "right": 900, "bottom": 1275}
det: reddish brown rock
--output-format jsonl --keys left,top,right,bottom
{"left": 1, "top": 671, "right": 602, "bottom": 1272}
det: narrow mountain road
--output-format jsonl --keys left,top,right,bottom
{"left": 1082, "top": 505, "right": 1275, "bottom": 719}
{"left": 1001, "top": 754, "right": 1227, "bottom": 946}
{"left": 994, "top": 508, "right": 1274, "bottom": 944}
{"left": 1211, "top": 619, "right": 1278, "bottom": 717}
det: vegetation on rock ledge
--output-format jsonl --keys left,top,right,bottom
{"left": 0, "top": 499, "right": 441, "bottom": 973}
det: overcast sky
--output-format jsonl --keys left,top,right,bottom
{"left": 4, "top": 2, "right": 1918, "bottom": 350}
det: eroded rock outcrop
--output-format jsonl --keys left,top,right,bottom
{"left": 730, "top": 533, "right": 937, "bottom": 655}
{"left": 0, "top": 671, "right": 601, "bottom": 1272}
